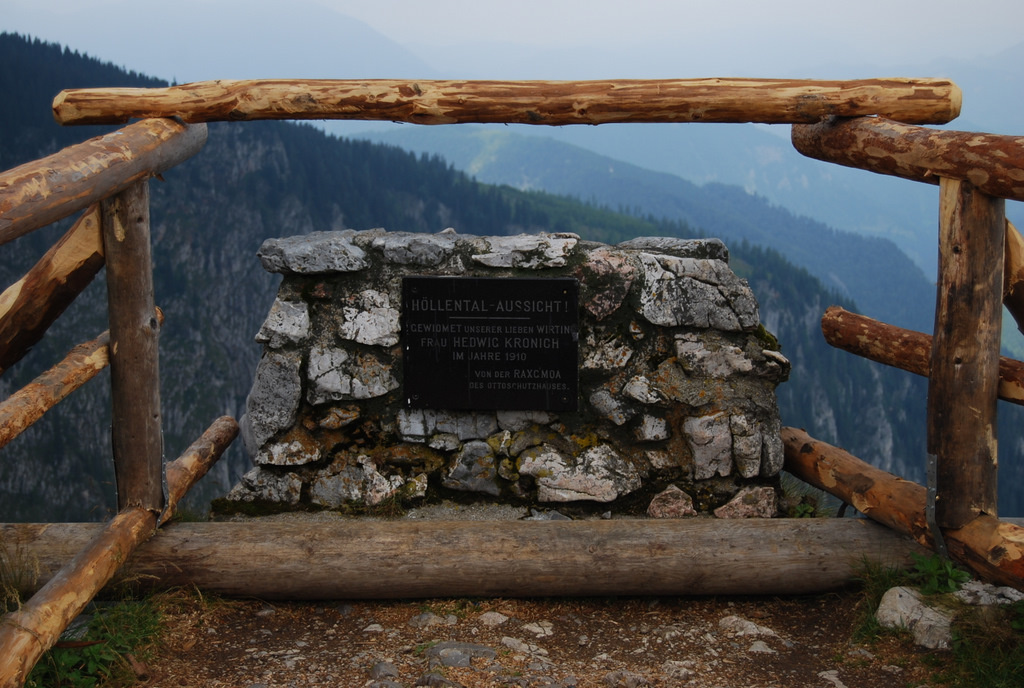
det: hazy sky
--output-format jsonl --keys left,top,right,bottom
{"left": 4, "top": 0, "right": 1023, "bottom": 83}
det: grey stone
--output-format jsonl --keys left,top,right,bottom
{"left": 748, "top": 640, "right": 777, "bottom": 654}
{"left": 478, "top": 611, "right": 508, "bottom": 626}
{"left": 954, "top": 580, "right": 1024, "bottom": 606}
{"left": 589, "top": 388, "right": 635, "bottom": 426}
{"left": 634, "top": 415, "right": 670, "bottom": 442}
{"left": 243, "top": 350, "right": 303, "bottom": 450}
{"left": 730, "top": 414, "right": 763, "bottom": 478}
{"left": 443, "top": 441, "right": 500, "bottom": 496}
{"left": 675, "top": 334, "right": 754, "bottom": 378}
{"left": 713, "top": 486, "right": 778, "bottom": 518}
{"left": 496, "top": 410, "right": 553, "bottom": 431}
{"left": 647, "top": 485, "right": 697, "bottom": 518}
{"left": 622, "top": 376, "right": 661, "bottom": 405}
{"left": 253, "top": 436, "right": 321, "bottom": 467}
{"left": 435, "top": 412, "right": 499, "bottom": 441}
{"left": 409, "top": 612, "right": 453, "bottom": 628}
{"left": 336, "top": 289, "right": 400, "bottom": 346}
{"left": 876, "top": 586, "right": 952, "bottom": 650}
{"left": 307, "top": 345, "right": 351, "bottom": 403}
{"left": 307, "top": 346, "right": 398, "bottom": 404}
{"left": 660, "top": 660, "right": 695, "bottom": 680}
{"left": 580, "top": 248, "right": 636, "bottom": 320}
{"left": 258, "top": 231, "right": 368, "bottom": 274}
{"left": 425, "top": 641, "right": 497, "bottom": 667}
{"left": 719, "top": 614, "right": 778, "bottom": 637}
{"left": 685, "top": 412, "right": 733, "bottom": 480}
{"left": 519, "top": 444, "right": 641, "bottom": 503}
{"left": 255, "top": 298, "right": 310, "bottom": 348}
{"left": 370, "top": 661, "right": 400, "bottom": 679}
{"left": 371, "top": 231, "right": 457, "bottom": 266}
{"left": 582, "top": 336, "right": 633, "bottom": 371}
{"left": 470, "top": 233, "right": 578, "bottom": 269}
{"left": 309, "top": 456, "right": 404, "bottom": 508}
{"left": 224, "top": 467, "right": 303, "bottom": 504}
{"left": 619, "top": 236, "right": 729, "bottom": 261}
{"left": 602, "top": 669, "right": 648, "bottom": 688}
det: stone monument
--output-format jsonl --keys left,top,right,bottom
{"left": 222, "top": 229, "right": 790, "bottom": 516}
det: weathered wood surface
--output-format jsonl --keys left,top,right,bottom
{"left": 1005, "top": 220, "right": 1024, "bottom": 334}
{"left": 928, "top": 178, "right": 1003, "bottom": 527}
{"left": 782, "top": 427, "right": 1024, "bottom": 591}
{"left": 1, "top": 518, "right": 925, "bottom": 600}
{"left": 0, "top": 119, "right": 207, "bottom": 247}
{"left": 52, "top": 78, "right": 962, "bottom": 127}
{"left": 0, "top": 206, "right": 103, "bottom": 376}
{"left": 792, "top": 116, "right": 1024, "bottom": 202}
{"left": 0, "top": 417, "right": 235, "bottom": 688}
{"left": 101, "top": 182, "right": 163, "bottom": 513}
{"left": 0, "top": 332, "right": 109, "bottom": 452}
{"left": 161, "top": 416, "right": 239, "bottom": 523}
{"left": 820, "top": 306, "right": 1024, "bottom": 405}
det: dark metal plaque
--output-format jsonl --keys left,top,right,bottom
{"left": 402, "top": 277, "right": 578, "bottom": 411}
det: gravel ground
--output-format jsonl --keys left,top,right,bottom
{"left": 137, "top": 506, "right": 952, "bottom": 687}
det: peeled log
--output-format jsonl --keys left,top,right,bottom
{"left": 0, "top": 416, "right": 236, "bottom": 688}
{"left": 52, "top": 77, "right": 962, "bottom": 126}
{"left": 792, "top": 117, "right": 1024, "bottom": 202}
{"left": 0, "top": 119, "right": 207, "bottom": 246}
{"left": 1, "top": 518, "right": 924, "bottom": 601}
{"left": 782, "top": 426, "right": 1024, "bottom": 591}
{"left": 819, "top": 306, "right": 1024, "bottom": 406}
{"left": 0, "top": 205, "right": 103, "bottom": 376}
{"left": 1005, "top": 220, "right": 1024, "bottom": 335}
{"left": 0, "top": 331, "right": 109, "bottom": 451}
{"left": 929, "top": 178, "right": 1002, "bottom": 527}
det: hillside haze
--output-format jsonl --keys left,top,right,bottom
{"left": 1, "top": 33, "right": 1021, "bottom": 519}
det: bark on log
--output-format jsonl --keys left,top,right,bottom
{"left": 0, "top": 310, "right": 164, "bottom": 453}
{"left": 0, "top": 206, "right": 103, "bottom": 376}
{"left": 0, "top": 332, "right": 109, "bottom": 452}
{"left": 0, "top": 417, "right": 235, "bottom": 688}
{"left": 782, "top": 426, "right": 1024, "bottom": 591}
{"left": 791, "top": 117, "right": 1024, "bottom": 202}
{"left": 820, "top": 306, "right": 1024, "bottom": 406}
{"left": 929, "top": 178, "right": 1003, "bottom": 527}
{"left": 52, "top": 78, "right": 962, "bottom": 127}
{"left": 0, "top": 518, "right": 925, "bottom": 601}
{"left": 102, "top": 182, "right": 163, "bottom": 514}
{"left": 1005, "top": 220, "right": 1024, "bottom": 335}
{"left": 0, "top": 119, "right": 207, "bottom": 247}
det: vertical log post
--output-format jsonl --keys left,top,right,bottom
{"left": 928, "top": 178, "right": 1004, "bottom": 528}
{"left": 100, "top": 181, "right": 164, "bottom": 513}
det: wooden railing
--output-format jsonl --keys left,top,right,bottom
{"left": 1, "top": 76, "right": 1023, "bottom": 686}
{"left": 0, "top": 119, "right": 238, "bottom": 687}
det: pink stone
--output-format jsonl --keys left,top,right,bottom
{"left": 647, "top": 485, "right": 697, "bottom": 518}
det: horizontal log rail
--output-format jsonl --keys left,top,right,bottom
{"left": 792, "top": 116, "right": 1024, "bottom": 203}
{"left": 0, "top": 206, "right": 103, "bottom": 376}
{"left": 0, "top": 119, "right": 207, "bottom": 247}
{"left": 51, "top": 77, "right": 962, "bottom": 127}
{"left": 0, "top": 309, "right": 163, "bottom": 453}
{"left": 2, "top": 518, "right": 924, "bottom": 601}
{"left": 820, "top": 306, "right": 1024, "bottom": 405}
{"left": 0, "top": 416, "right": 236, "bottom": 688}
{"left": 782, "top": 427, "right": 1024, "bottom": 591}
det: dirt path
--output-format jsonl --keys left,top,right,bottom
{"left": 143, "top": 589, "right": 947, "bottom": 687}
